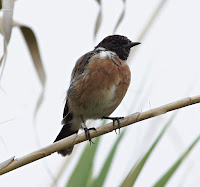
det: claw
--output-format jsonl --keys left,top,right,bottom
{"left": 84, "top": 128, "right": 95, "bottom": 145}
{"left": 102, "top": 116, "right": 124, "bottom": 134}
{"left": 81, "top": 115, "right": 96, "bottom": 145}
{"left": 88, "top": 127, "right": 97, "bottom": 132}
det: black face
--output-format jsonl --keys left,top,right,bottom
{"left": 95, "top": 35, "right": 140, "bottom": 60}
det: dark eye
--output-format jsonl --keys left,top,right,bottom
{"left": 112, "top": 39, "right": 117, "bottom": 44}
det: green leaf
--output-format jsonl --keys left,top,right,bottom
{"left": 66, "top": 136, "right": 101, "bottom": 187}
{"left": 121, "top": 115, "right": 175, "bottom": 187}
{"left": 0, "top": 0, "right": 2, "bottom": 10}
{"left": 91, "top": 130, "right": 125, "bottom": 187}
{"left": 153, "top": 135, "right": 200, "bottom": 187}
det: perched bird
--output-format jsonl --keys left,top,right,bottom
{"left": 54, "top": 35, "right": 140, "bottom": 156}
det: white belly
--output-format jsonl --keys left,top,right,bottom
{"left": 78, "top": 85, "right": 118, "bottom": 119}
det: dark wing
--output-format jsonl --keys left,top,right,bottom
{"left": 62, "top": 50, "right": 97, "bottom": 120}
{"left": 62, "top": 99, "right": 73, "bottom": 125}
{"left": 70, "top": 51, "right": 97, "bottom": 82}
{"left": 63, "top": 99, "right": 70, "bottom": 118}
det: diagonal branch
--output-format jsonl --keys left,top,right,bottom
{"left": 0, "top": 95, "right": 200, "bottom": 175}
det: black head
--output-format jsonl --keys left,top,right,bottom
{"left": 95, "top": 35, "right": 140, "bottom": 60}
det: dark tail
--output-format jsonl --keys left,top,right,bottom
{"left": 54, "top": 124, "right": 78, "bottom": 156}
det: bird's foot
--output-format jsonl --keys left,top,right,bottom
{"left": 83, "top": 127, "right": 96, "bottom": 145}
{"left": 81, "top": 115, "right": 96, "bottom": 145}
{"left": 102, "top": 116, "right": 124, "bottom": 134}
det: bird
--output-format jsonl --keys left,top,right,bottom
{"left": 54, "top": 35, "right": 140, "bottom": 156}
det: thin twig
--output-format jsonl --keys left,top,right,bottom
{"left": 0, "top": 95, "right": 200, "bottom": 175}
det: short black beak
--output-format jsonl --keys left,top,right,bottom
{"left": 125, "top": 42, "right": 141, "bottom": 49}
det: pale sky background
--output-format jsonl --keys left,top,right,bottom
{"left": 0, "top": 0, "right": 200, "bottom": 186}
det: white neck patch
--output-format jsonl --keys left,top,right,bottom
{"left": 95, "top": 47, "right": 116, "bottom": 60}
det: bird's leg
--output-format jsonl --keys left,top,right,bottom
{"left": 81, "top": 115, "right": 96, "bottom": 145}
{"left": 102, "top": 116, "right": 124, "bottom": 134}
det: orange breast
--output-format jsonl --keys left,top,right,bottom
{"left": 68, "top": 56, "right": 131, "bottom": 119}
